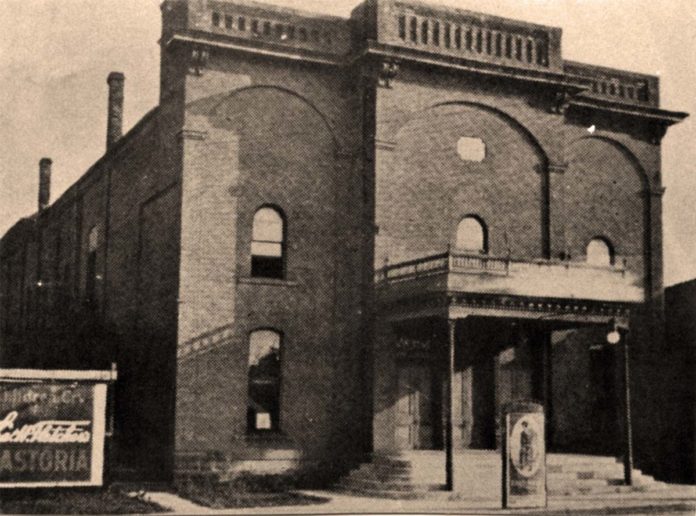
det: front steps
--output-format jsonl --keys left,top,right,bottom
{"left": 546, "top": 454, "right": 666, "bottom": 496}
{"left": 336, "top": 451, "right": 666, "bottom": 499}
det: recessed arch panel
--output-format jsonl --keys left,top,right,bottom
{"left": 565, "top": 136, "right": 647, "bottom": 276}
{"left": 377, "top": 102, "right": 546, "bottom": 265}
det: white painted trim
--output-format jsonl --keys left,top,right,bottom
{"left": 0, "top": 369, "right": 117, "bottom": 382}
{"left": 91, "top": 383, "right": 107, "bottom": 485}
{"left": 0, "top": 480, "right": 101, "bottom": 488}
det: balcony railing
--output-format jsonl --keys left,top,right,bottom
{"left": 375, "top": 251, "right": 644, "bottom": 304}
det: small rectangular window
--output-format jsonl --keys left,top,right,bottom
{"left": 239, "top": 17, "right": 246, "bottom": 31}
{"left": 212, "top": 12, "right": 220, "bottom": 27}
{"left": 225, "top": 15, "right": 233, "bottom": 29}
{"left": 86, "top": 251, "right": 97, "bottom": 307}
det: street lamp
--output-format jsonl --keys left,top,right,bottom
{"left": 606, "top": 320, "right": 633, "bottom": 486}
{"left": 606, "top": 327, "right": 621, "bottom": 345}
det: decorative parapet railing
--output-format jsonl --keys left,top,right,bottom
{"left": 187, "top": 0, "right": 352, "bottom": 56}
{"left": 564, "top": 61, "right": 659, "bottom": 108}
{"left": 375, "top": 251, "right": 644, "bottom": 304}
{"left": 359, "top": 0, "right": 563, "bottom": 72}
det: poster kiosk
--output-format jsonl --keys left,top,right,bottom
{"left": 0, "top": 368, "right": 117, "bottom": 488}
{"left": 502, "top": 400, "right": 547, "bottom": 509}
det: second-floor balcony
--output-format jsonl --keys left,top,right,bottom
{"left": 375, "top": 251, "right": 644, "bottom": 306}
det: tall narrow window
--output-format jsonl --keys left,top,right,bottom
{"left": 456, "top": 216, "right": 487, "bottom": 253}
{"left": 586, "top": 238, "right": 613, "bottom": 266}
{"left": 86, "top": 225, "right": 100, "bottom": 306}
{"left": 247, "top": 330, "right": 282, "bottom": 432}
{"left": 251, "top": 207, "right": 285, "bottom": 279}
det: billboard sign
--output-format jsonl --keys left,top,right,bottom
{"left": 0, "top": 369, "right": 115, "bottom": 488}
{"left": 503, "top": 401, "right": 546, "bottom": 509}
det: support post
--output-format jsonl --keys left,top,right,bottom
{"left": 543, "top": 332, "right": 554, "bottom": 449}
{"left": 445, "top": 319, "right": 456, "bottom": 491}
{"left": 621, "top": 328, "right": 633, "bottom": 485}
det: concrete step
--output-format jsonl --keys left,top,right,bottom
{"left": 340, "top": 477, "right": 418, "bottom": 492}
{"left": 547, "top": 454, "right": 620, "bottom": 465}
{"left": 335, "top": 483, "right": 428, "bottom": 500}
{"left": 548, "top": 469, "right": 648, "bottom": 482}
{"left": 371, "top": 455, "right": 414, "bottom": 468}
{"left": 352, "top": 466, "right": 412, "bottom": 482}
{"left": 548, "top": 482, "right": 667, "bottom": 496}
{"left": 547, "top": 463, "right": 624, "bottom": 475}
{"left": 338, "top": 452, "right": 664, "bottom": 500}
{"left": 367, "top": 462, "right": 412, "bottom": 473}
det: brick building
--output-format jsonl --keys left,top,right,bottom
{"left": 662, "top": 279, "right": 696, "bottom": 484}
{"left": 0, "top": 0, "right": 689, "bottom": 492}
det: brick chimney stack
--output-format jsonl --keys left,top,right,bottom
{"left": 38, "top": 158, "right": 52, "bottom": 212}
{"left": 106, "top": 71, "right": 125, "bottom": 151}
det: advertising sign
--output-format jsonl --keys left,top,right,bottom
{"left": 502, "top": 401, "right": 546, "bottom": 509}
{"left": 0, "top": 369, "right": 115, "bottom": 488}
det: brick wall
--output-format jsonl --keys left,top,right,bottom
{"left": 174, "top": 50, "right": 367, "bottom": 477}
{"left": 0, "top": 100, "right": 185, "bottom": 480}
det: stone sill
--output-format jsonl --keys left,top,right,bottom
{"left": 237, "top": 277, "right": 299, "bottom": 287}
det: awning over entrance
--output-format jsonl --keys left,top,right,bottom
{"left": 372, "top": 251, "right": 641, "bottom": 491}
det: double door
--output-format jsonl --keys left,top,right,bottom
{"left": 395, "top": 364, "right": 437, "bottom": 449}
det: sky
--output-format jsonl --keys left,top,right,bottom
{"left": 1, "top": 0, "right": 694, "bottom": 285}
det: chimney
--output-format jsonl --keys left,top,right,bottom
{"left": 38, "top": 158, "right": 52, "bottom": 212}
{"left": 106, "top": 71, "right": 125, "bottom": 150}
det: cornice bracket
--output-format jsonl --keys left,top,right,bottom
{"left": 550, "top": 90, "right": 575, "bottom": 115}
{"left": 378, "top": 59, "right": 400, "bottom": 88}
{"left": 188, "top": 45, "right": 210, "bottom": 76}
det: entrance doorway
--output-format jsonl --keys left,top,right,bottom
{"left": 395, "top": 364, "right": 438, "bottom": 449}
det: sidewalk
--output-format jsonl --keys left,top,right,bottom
{"left": 142, "top": 484, "right": 696, "bottom": 515}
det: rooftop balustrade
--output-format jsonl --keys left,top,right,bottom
{"left": 363, "top": 0, "right": 564, "bottom": 72}
{"left": 565, "top": 61, "right": 660, "bottom": 108}
{"left": 187, "top": 0, "right": 352, "bottom": 56}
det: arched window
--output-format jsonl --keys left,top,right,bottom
{"left": 456, "top": 216, "right": 487, "bottom": 253}
{"left": 247, "top": 329, "right": 282, "bottom": 432}
{"left": 251, "top": 207, "right": 285, "bottom": 279}
{"left": 586, "top": 238, "right": 614, "bottom": 266}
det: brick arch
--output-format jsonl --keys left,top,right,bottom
{"left": 210, "top": 85, "right": 342, "bottom": 153}
{"left": 379, "top": 101, "right": 549, "bottom": 263}
{"left": 397, "top": 100, "right": 550, "bottom": 166}
{"left": 564, "top": 135, "right": 650, "bottom": 288}
{"left": 568, "top": 135, "right": 650, "bottom": 191}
